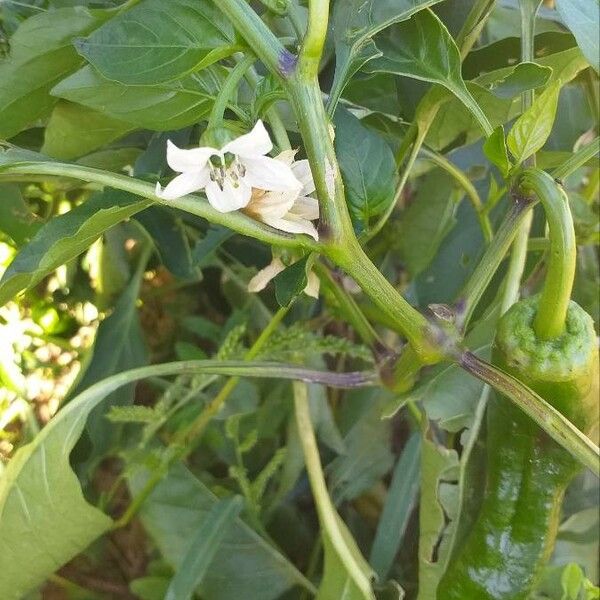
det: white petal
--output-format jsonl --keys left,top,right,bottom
{"left": 243, "top": 155, "right": 302, "bottom": 192}
{"left": 246, "top": 189, "right": 297, "bottom": 219}
{"left": 247, "top": 258, "right": 285, "bottom": 293}
{"left": 288, "top": 195, "right": 319, "bottom": 220}
{"left": 223, "top": 120, "right": 272, "bottom": 158}
{"left": 291, "top": 159, "right": 316, "bottom": 195}
{"left": 304, "top": 271, "right": 320, "bottom": 298}
{"left": 156, "top": 169, "right": 210, "bottom": 200}
{"left": 166, "top": 139, "right": 217, "bottom": 173}
{"left": 274, "top": 149, "right": 298, "bottom": 166}
{"left": 262, "top": 214, "right": 319, "bottom": 240}
{"left": 205, "top": 179, "right": 252, "bottom": 212}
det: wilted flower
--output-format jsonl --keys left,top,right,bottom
{"left": 244, "top": 150, "right": 329, "bottom": 240}
{"left": 155, "top": 121, "right": 301, "bottom": 212}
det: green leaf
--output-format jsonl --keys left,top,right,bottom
{"left": 129, "top": 461, "right": 315, "bottom": 600}
{"left": 366, "top": 9, "right": 492, "bottom": 135}
{"left": 0, "top": 7, "right": 105, "bottom": 139}
{"left": 397, "top": 171, "right": 459, "bottom": 277}
{"left": 416, "top": 433, "right": 459, "bottom": 600}
{"left": 74, "top": 0, "right": 234, "bottom": 85}
{"left": 561, "top": 563, "right": 585, "bottom": 599}
{"left": 556, "top": 0, "right": 599, "bottom": 73}
{"left": 52, "top": 65, "right": 223, "bottom": 131}
{"left": 488, "top": 62, "right": 553, "bottom": 99}
{"left": 41, "top": 100, "right": 134, "bottom": 160}
{"left": 369, "top": 433, "right": 420, "bottom": 580}
{"left": 507, "top": 81, "right": 561, "bottom": 166}
{"left": 0, "top": 189, "right": 152, "bottom": 306}
{"left": 69, "top": 259, "right": 148, "bottom": 459}
{"left": 334, "top": 107, "right": 397, "bottom": 231}
{"left": 273, "top": 256, "right": 310, "bottom": 307}
{"left": 329, "top": 0, "right": 444, "bottom": 110}
{"left": 165, "top": 496, "right": 244, "bottom": 600}
{"left": 0, "top": 184, "right": 42, "bottom": 245}
{"left": 483, "top": 125, "right": 511, "bottom": 177}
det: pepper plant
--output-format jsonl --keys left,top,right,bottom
{"left": 0, "top": 0, "right": 598, "bottom": 598}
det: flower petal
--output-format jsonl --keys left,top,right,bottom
{"left": 247, "top": 257, "right": 285, "bottom": 293}
{"left": 291, "top": 159, "right": 315, "bottom": 195}
{"left": 205, "top": 179, "right": 252, "bottom": 212}
{"left": 223, "top": 120, "right": 272, "bottom": 157}
{"left": 246, "top": 189, "right": 298, "bottom": 220}
{"left": 243, "top": 155, "right": 302, "bottom": 192}
{"left": 155, "top": 168, "right": 210, "bottom": 200}
{"left": 262, "top": 214, "right": 319, "bottom": 240}
{"left": 304, "top": 271, "right": 320, "bottom": 298}
{"left": 166, "top": 139, "right": 217, "bottom": 173}
{"left": 288, "top": 195, "right": 319, "bottom": 220}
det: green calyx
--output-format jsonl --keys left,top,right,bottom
{"left": 495, "top": 295, "right": 598, "bottom": 429}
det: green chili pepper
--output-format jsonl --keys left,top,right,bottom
{"left": 437, "top": 170, "right": 599, "bottom": 599}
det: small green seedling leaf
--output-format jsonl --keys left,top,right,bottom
{"left": 273, "top": 256, "right": 310, "bottom": 307}
{"left": 507, "top": 81, "right": 562, "bottom": 166}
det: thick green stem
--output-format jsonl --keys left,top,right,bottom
{"left": 297, "top": 0, "right": 329, "bottom": 80}
{"left": 208, "top": 54, "right": 256, "bottom": 130}
{"left": 214, "top": 0, "right": 289, "bottom": 78}
{"left": 517, "top": 169, "right": 577, "bottom": 339}
{"left": 460, "top": 352, "right": 600, "bottom": 477}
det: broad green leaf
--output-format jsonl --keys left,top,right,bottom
{"left": 0, "top": 7, "right": 105, "bottom": 139}
{"left": 329, "top": 0, "right": 444, "bottom": 110}
{"left": 42, "top": 100, "right": 134, "bottom": 160}
{"left": 556, "top": 0, "right": 599, "bottom": 73}
{"left": 366, "top": 10, "right": 492, "bottom": 135}
{"left": 75, "top": 0, "right": 234, "bottom": 85}
{"left": 0, "top": 189, "right": 152, "bottom": 306}
{"left": 69, "top": 259, "right": 148, "bottom": 460}
{"left": 507, "top": 81, "right": 561, "bottom": 165}
{"left": 416, "top": 433, "right": 459, "bottom": 600}
{"left": 369, "top": 433, "right": 421, "bottom": 580}
{"left": 273, "top": 256, "right": 310, "bottom": 307}
{"left": 129, "top": 460, "right": 315, "bottom": 600}
{"left": 52, "top": 65, "right": 222, "bottom": 131}
{"left": 165, "top": 496, "right": 244, "bottom": 600}
{"left": 334, "top": 107, "right": 397, "bottom": 231}
{"left": 488, "top": 62, "right": 553, "bottom": 99}
{"left": 397, "top": 171, "right": 460, "bottom": 277}
{"left": 483, "top": 125, "right": 511, "bottom": 177}
{"left": 0, "top": 184, "right": 42, "bottom": 245}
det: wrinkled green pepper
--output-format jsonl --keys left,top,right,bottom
{"left": 438, "top": 169, "right": 599, "bottom": 599}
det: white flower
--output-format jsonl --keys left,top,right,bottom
{"left": 155, "top": 121, "right": 301, "bottom": 213}
{"left": 248, "top": 257, "right": 320, "bottom": 299}
{"left": 244, "top": 150, "right": 330, "bottom": 240}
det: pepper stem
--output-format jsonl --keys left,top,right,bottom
{"left": 517, "top": 169, "right": 577, "bottom": 340}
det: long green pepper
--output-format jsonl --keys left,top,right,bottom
{"left": 438, "top": 170, "right": 599, "bottom": 599}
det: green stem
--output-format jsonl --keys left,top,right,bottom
{"left": 457, "top": 195, "right": 535, "bottom": 329}
{"left": 208, "top": 54, "right": 256, "bottom": 131}
{"left": 460, "top": 352, "right": 600, "bottom": 477}
{"left": 552, "top": 136, "right": 600, "bottom": 180}
{"left": 297, "top": 0, "right": 329, "bottom": 80}
{"left": 293, "top": 381, "right": 374, "bottom": 597}
{"left": 517, "top": 169, "right": 576, "bottom": 339}
{"left": 0, "top": 161, "right": 319, "bottom": 251}
{"left": 214, "top": 0, "right": 288, "bottom": 78}
{"left": 420, "top": 147, "right": 493, "bottom": 243}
